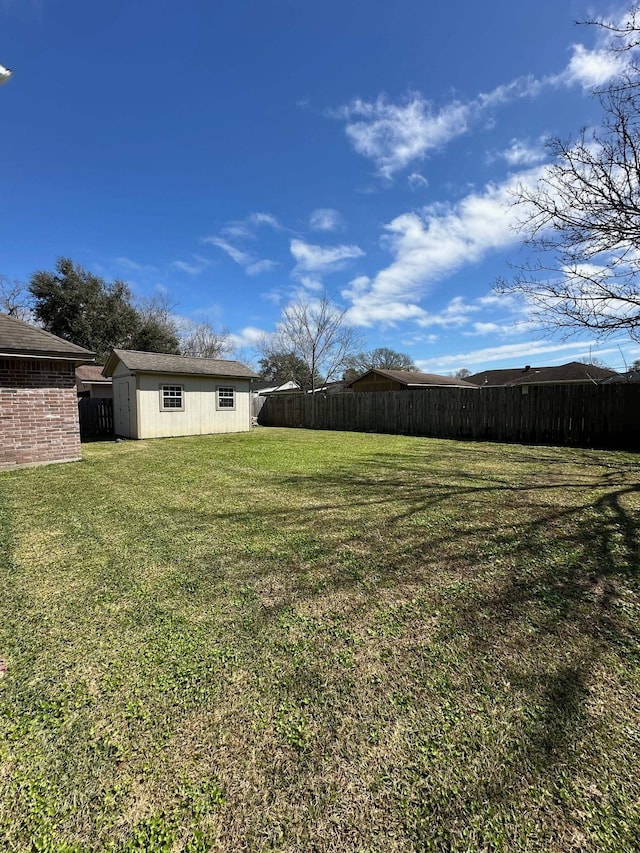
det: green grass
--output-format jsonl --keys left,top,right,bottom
{"left": 1, "top": 428, "right": 639, "bottom": 852}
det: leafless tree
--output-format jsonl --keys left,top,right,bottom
{"left": 498, "top": 7, "right": 640, "bottom": 341}
{"left": 0, "top": 275, "right": 31, "bottom": 321}
{"left": 274, "top": 293, "right": 362, "bottom": 393}
{"left": 180, "top": 319, "right": 233, "bottom": 359}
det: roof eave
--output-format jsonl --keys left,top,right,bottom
{"left": 0, "top": 349, "right": 95, "bottom": 364}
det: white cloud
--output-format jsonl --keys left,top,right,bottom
{"left": 309, "top": 208, "right": 344, "bottom": 232}
{"left": 204, "top": 236, "right": 275, "bottom": 276}
{"left": 204, "top": 237, "right": 251, "bottom": 266}
{"left": 470, "top": 322, "right": 503, "bottom": 335}
{"left": 344, "top": 166, "right": 544, "bottom": 327}
{"left": 246, "top": 259, "right": 278, "bottom": 276}
{"left": 260, "top": 289, "right": 285, "bottom": 305}
{"left": 416, "top": 296, "right": 479, "bottom": 328}
{"left": 501, "top": 138, "right": 546, "bottom": 166}
{"left": 334, "top": 21, "right": 638, "bottom": 181}
{"left": 220, "top": 212, "right": 282, "bottom": 241}
{"left": 171, "top": 256, "right": 210, "bottom": 276}
{"left": 221, "top": 223, "right": 254, "bottom": 240}
{"left": 563, "top": 43, "right": 628, "bottom": 90}
{"left": 228, "top": 326, "right": 268, "bottom": 349}
{"left": 408, "top": 172, "right": 429, "bottom": 190}
{"left": 423, "top": 338, "right": 610, "bottom": 370}
{"left": 297, "top": 275, "right": 324, "bottom": 293}
{"left": 339, "top": 93, "right": 472, "bottom": 179}
{"left": 290, "top": 238, "right": 364, "bottom": 275}
{"left": 336, "top": 78, "right": 543, "bottom": 179}
{"left": 248, "top": 212, "right": 282, "bottom": 230}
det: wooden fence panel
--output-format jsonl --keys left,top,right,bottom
{"left": 257, "top": 386, "right": 640, "bottom": 450}
{"left": 78, "top": 397, "right": 114, "bottom": 439}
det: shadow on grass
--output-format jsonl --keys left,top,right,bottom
{"left": 3, "top": 438, "right": 638, "bottom": 849}
{"left": 158, "top": 444, "right": 639, "bottom": 841}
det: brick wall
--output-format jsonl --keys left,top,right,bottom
{"left": 0, "top": 357, "right": 83, "bottom": 471}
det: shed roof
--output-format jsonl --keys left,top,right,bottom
{"left": 76, "top": 364, "right": 112, "bottom": 384}
{"left": 103, "top": 348, "right": 260, "bottom": 379}
{"left": 344, "top": 368, "right": 477, "bottom": 388}
{"left": 0, "top": 313, "right": 95, "bottom": 361}
{"left": 466, "top": 361, "right": 619, "bottom": 386}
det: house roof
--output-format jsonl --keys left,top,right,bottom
{"left": 466, "top": 361, "right": 619, "bottom": 386}
{"left": 0, "top": 313, "right": 95, "bottom": 361}
{"left": 344, "top": 368, "right": 477, "bottom": 388}
{"left": 252, "top": 380, "right": 301, "bottom": 395}
{"left": 601, "top": 370, "right": 640, "bottom": 383}
{"left": 76, "top": 364, "right": 112, "bottom": 384}
{"left": 103, "top": 348, "right": 260, "bottom": 379}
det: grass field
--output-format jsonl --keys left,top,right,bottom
{"left": 0, "top": 428, "right": 639, "bottom": 852}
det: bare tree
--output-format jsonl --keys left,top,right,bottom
{"left": 498, "top": 7, "right": 640, "bottom": 341}
{"left": 0, "top": 275, "right": 31, "bottom": 321}
{"left": 454, "top": 368, "right": 471, "bottom": 379}
{"left": 180, "top": 320, "right": 233, "bottom": 359}
{"left": 274, "top": 293, "right": 362, "bottom": 393}
{"left": 136, "top": 291, "right": 176, "bottom": 329}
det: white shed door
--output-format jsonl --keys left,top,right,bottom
{"left": 116, "top": 380, "right": 134, "bottom": 437}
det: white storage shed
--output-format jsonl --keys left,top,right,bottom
{"left": 102, "top": 349, "right": 259, "bottom": 439}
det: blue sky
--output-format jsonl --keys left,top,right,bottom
{"left": 2, "top": 0, "right": 639, "bottom": 372}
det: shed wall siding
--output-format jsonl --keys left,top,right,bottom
{"left": 135, "top": 373, "right": 252, "bottom": 438}
{"left": 0, "top": 358, "right": 82, "bottom": 470}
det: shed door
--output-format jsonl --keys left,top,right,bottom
{"left": 116, "top": 379, "right": 134, "bottom": 437}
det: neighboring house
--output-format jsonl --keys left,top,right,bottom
{"left": 344, "top": 369, "right": 478, "bottom": 392}
{"left": 76, "top": 364, "right": 113, "bottom": 398}
{"left": 310, "top": 379, "right": 350, "bottom": 394}
{"left": 466, "top": 361, "right": 619, "bottom": 387}
{"left": 601, "top": 370, "right": 640, "bottom": 384}
{"left": 0, "top": 313, "right": 94, "bottom": 471}
{"left": 102, "top": 349, "right": 259, "bottom": 439}
{"left": 251, "top": 379, "right": 300, "bottom": 419}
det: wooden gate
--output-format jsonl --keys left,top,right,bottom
{"left": 78, "top": 398, "right": 114, "bottom": 439}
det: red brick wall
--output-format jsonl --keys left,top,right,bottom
{"left": 0, "top": 357, "right": 82, "bottom": 471}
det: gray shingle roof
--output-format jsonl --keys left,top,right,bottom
{"left": 0, "top": 313, "right": 95, "bottom": 360}
{"left": 76, "top": 364, "right": 112, "bottom": 383}
{"left": 103, "top": 349, "right": 260, "bottom": 379}
{"left": 344, "top": 368, "right": 477, "bottom": 388}
{"left": 466, "top": 361, "right": 619, "bottom": 386}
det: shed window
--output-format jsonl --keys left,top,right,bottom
{"left": 217, "top": 386, "right": 235, "bottom": 410}
{"left": 160, "top": 384, "right": 184, "bottom": 411}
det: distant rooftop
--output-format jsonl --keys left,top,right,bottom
{"left": 76, "top": 364, "right": 111, "bottom": 384}
{"left": 344, "top": 368, "right": 477, "bottom": 388}
{"left": 466, "top": 361, "right": 619, "bottom": 386}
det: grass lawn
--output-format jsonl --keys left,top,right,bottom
{"left": 0, "top": 428, "right": 639, "bottom": 852}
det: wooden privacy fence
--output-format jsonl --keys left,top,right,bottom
{"left": 78, "top": 397, "right": 114, "bottom": 439}
{"left": 258, "top": 385, "right": 640, "bottom": 450}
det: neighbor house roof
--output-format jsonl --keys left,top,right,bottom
{"left": 0, "top": 313, "right": 95, "bottom": 361}
{"left": 252, "top": 380, "right": 301, "bottom": 395}
{"left": 601, "top": 370, "right": 640, "bottom": 384}
{"left": 76, "top": 364, "right": 112, "bottom": 385}
{"left": 466, "top": 361, "right": 619, "bottom": 386}
{"left": 344, "top": 368, "right": 477, "bottom": 389}
{"left": 103, "top": 348, "right": 260, "bottom": 379}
